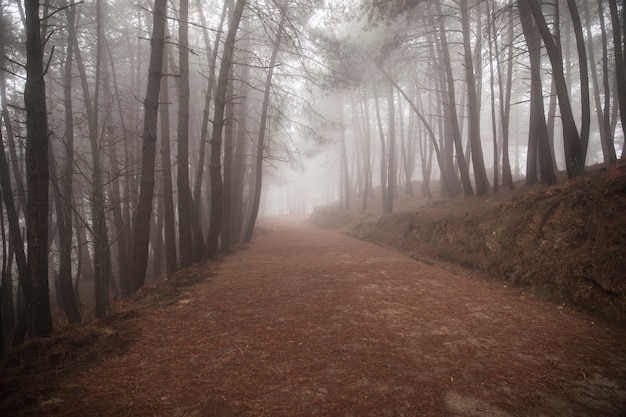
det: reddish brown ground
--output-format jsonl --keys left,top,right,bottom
{"left": 3, "top": 215, "right": 625, "bottom": 416}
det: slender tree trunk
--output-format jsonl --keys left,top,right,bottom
{"left": 243, "top": 1, "right": 287, "bottom": 242}
{"left": 377, "top": 65, "right": 453, "bottom": 197}
{"left": 595, "top": 0, "right": 617, "bottom": 163}
{"left": 129, "top": 0, "right": 167, "bottom": 292}
{"left": 360, "top": 92, "right": 372, "bottom": 211}
{"left": 0, "top": 3, "right": 26, "bottom": 215}
{"left": 608, "top": 0, "right": 626, "bottom": 156}
{"left": 566, "top": 0, "right": 590, "bottom": 161}
{"left": 222, "top": 63, "right": 235, "bottom": 253}
{"left": 231, "top": 17, "right": 250, "bottom": 244}
{"left": 461, "top": 0, "right": 489, "bottom": 195}
{"left": 385, "top": 82, "right": 395, "bottom": 213}
{"left": 498, "top": 0, "right": 514, "bottom": 189}
{"left": 177, "top": 0, "right": 193, "bottom": 267}
{"left": 488, "top": 0, "right": 499, "bottom": 193}
{"left": 340, "top": 97, "right": 351, "bottom": 210}
{"left": 0, "top": 124, "right": 30, "bottom": 345}
{"left": 159, "top": 52, "right": 177, "bottom": 277}
{"left": 373, "top": 84, "right": 388, "bottom": 205}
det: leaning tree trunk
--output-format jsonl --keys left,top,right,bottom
{"left": 129, "top": 0, "right": 167, "bottom": 292}
{"left": 526, "top": 0, "right": 584, "bottom": 178}
{"left": 243, "top": 2, "right": 287, "bottom": 242}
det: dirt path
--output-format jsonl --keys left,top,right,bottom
{"left": 36, "top": 216, "right": 626, "bottom": 416}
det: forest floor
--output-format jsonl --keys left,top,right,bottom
{"left": 2, "top": 181, "right": 626, "bottom": 416}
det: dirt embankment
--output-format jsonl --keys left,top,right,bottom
{"left": 311, "top": 163, "right": 626, "bottom": 324}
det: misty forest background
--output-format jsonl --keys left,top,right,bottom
{"left": 0, "top": 0, "right": 624, "bottom": 354}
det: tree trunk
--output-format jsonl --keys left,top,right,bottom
{"left": 24, "top": 0, "right": 53, "bottom": 336}
{"left": 373, "top": 84, "right": 388, "bottom": 205}
{"left": 207, "top": 0, "right": 247, "bottom": 254}
{"left": 192, "top": 0, "right": 227, "bottom": 255}
{"left": 385, "top": 82, "right": 395, "bottom": 214}
{"left": 526, "top": 0, "right": 584, "bottom": 178}
{"left": 159, "top": 52, "right": 177, "bottom": 278}
{"left": 377, "top": 65, "right": 453, "bottom": 197}
{"left": 435, "top": 2, "right": 474, "bottom": 197}
{"left": 594, "top": 0, "right": 617, "bottom": 164}
{"left": 243, "top": 1, "right": 287, "bottom": 242}
{"left": 608, "top": 0, "right": 626, "bottom": 157}
{"left": 566, "top": 0, "right": 590, "bottom": 161}
{"left": 231, "top": 17, "right": 250, "bottom": 244}
{"left": 221, "top": 62, "right": 235, "bottom": 254}
{"left": 359, "top": 92, "right": 372, "bottom": 211}
{"left": 129, "top": 0, "right": 167, "bottom": 292}
{"left": 177, "top": 0, "right": 193, "bottom": 268}
{"left": 0, "top": 124, "right": 30, "bottom": 344}
{"left": 519, "top": 0, "right": 557, "bottom": 185}
{"left": 487, "top": 0, "right": 499, "bottom": 193}
{"left": 461, "top": 0, "right": 489, "bottom": 195}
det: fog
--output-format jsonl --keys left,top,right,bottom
{"left": 1, "top": 0, "right": 625, "bottom": 336}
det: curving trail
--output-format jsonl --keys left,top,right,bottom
{"left": 39, "top": 216, "right": 626, "bottom": 416}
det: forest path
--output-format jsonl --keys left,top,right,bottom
{"left": 47, "top": 216, "right": 626, "bottom": 416}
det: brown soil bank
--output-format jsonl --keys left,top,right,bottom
{"left": 311, "top": 163, "right": 626, "bottom": 324}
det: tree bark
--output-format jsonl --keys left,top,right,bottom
{"left": 385, "top": 81, "right": 395, "bottom": 213}
{"left": 526, "top": 0, "right": 584, "bottom": 178}
{"left": 461, "top": 0, "right": 489, "bottom": 196}
{"left": 207, "top": 0, "right": 247, "bottom": 254}
{"left": 24, "top": 0, "right": 53, "bottom": 336}
{"left": 130, "top": 0, "right": 167, "bottom": 292}
{"left": 608, "top": 0, "right": 626, "bottom": 157}
{"left": 243, "top": 0, "right": 286, "bottom": 242}
{"left": 177, "top": 0, "right": 194, "bottom": 267}
{"left": 0, "top": 123, "right": 30, "bottom": 344}
{"left": 159, "top": 51, "right": 177, "bottom": 278}
{"left": 519, "top": 0, "right": 557, "bottom": 185}
{"left": 435, "top": 2, "right": 474, "bottom": 197}
{"left": 566, "top": 0, "right": 590, "bottom": 160}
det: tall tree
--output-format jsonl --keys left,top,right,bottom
{"left": 435, "top": 2, "right": 473, "bottom": 197}
{"left": 608, "top": 0, "right": 626, "bottom": 156}
{"left": 461, "top": 0, "right": 489, "bottom": 195}
{"left": 207, "top": 0, "right": 247, "bottom": 254}
{"left": 519, "top": 0, "right": 556, "bottom": 185}
{"left": 0, "top": 123, "right": 29, "bottom": 345}
{"left": 526, "top": 0, "right": 584, "bottom": 178}
{"left": 159, "top": 51, "right": 177, "bottom": 278}
{"left": 384, "top": 81, "right": 395, "bottom": 213}
{"left": 130, "top": 0, "right": 168, "bottom": 292}
{"left": 584, "top": 0, "right": 616, "bottom": 164}
{"left": 565, "top": 0, "right": 590, "bottom": 160}
{"left": 23, "top": 0, "right": 53, "bottom": 336}
{"left": 177, "top": 0, "right": 194, "bottom": 268}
